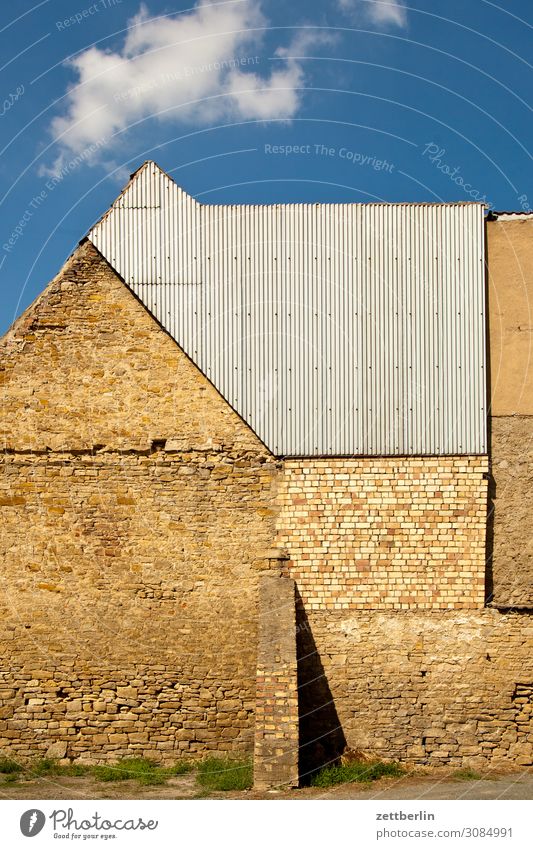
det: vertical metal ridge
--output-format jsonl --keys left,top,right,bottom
{"left": 88, "top": 168, "right": 486, "bottom": 457}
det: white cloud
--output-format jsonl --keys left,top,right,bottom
{"left": 45, "top": 0, "right": 320, "bottom": 172}
{"left": 338, "top": 0, "right": 407, "bottom": 28}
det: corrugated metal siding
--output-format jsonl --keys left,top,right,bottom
{"left": 88, "top": 161, "right": 487, "bottom": 456}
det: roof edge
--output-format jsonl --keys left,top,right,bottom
{"left": 487, "top": 211, "right": 533, "bottom": 221}
{"left": 84, "top": 159, "right": 488, "bottom": 244}
{"left": 83, "top": 161, "right": 190, "bottom": 243}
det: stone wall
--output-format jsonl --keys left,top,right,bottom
{"left": 0, "top": 240, "right": 265, "bottom": 454}
{"left": 0, "top": 242, "right": 280, "bottom": 763}
{"left": 299, "top": 608, "right": 533, "bottom": 771}
{"left": 277, "top": 458, "right": 488, "bottom": 610}
{"left": 489, "top": 417, "right": 533, "bottom": 605}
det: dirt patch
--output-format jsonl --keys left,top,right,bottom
{"left": 0, "top": 772, "right": 199, "bottom": 800}
{"left": 1, "top": 769, "right": 532, "bottom": 801}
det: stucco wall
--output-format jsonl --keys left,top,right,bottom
{"left": 487, "top": 218, "right": 533, "bottom": 417}
{"left": 486, "top": 218, "right": 533, "bottom": 605}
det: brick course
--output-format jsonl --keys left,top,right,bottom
{"left": 254, "top": 573, "right": 299, "bottom": 789}
{"left": 277, "top": 458, "right": 488, "bottom": 610}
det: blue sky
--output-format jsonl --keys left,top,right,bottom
{"left": 1, "top": 0, "right": 532, "bottom": 335}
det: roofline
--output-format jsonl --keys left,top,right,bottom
{"left": 82, "top": 161, "right": 154, "bottom": 241}
{"left": 487, "top": 210, "right": 533, "bottom": 221}
{"left": 83, "top": 160, "right": 486, "bottom": 243}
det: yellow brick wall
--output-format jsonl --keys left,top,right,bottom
{"left": 277, "top": 457, "right": 488, "bottom": 610}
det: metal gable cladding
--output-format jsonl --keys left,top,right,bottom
{"left": 87, "top": 161, "right": 487, "bottom": 457}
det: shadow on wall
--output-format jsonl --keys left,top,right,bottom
{"left": 296, "top": 589, "right": 346, "bottom": 783}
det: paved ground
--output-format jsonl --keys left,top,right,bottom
{"left": 288, "top": 772, "right": 533, "bottom": 801}
{"left": 1, "top": 770, "right": 532, "bottom": 801}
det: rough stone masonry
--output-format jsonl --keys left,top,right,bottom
{"left": 0, "top": 243, "right": 279, "bottom": 764}
{"left": 0, "top": 217, "right": 531, "bottom": 780}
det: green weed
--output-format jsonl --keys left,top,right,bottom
{"left": 61, "top": 763, "right": 92, "bottom": 777}
{"left": 164, "top": 761, "right": 193, "bottom": 777}
{"left": 452, "top": 768, "right": 483, "bottom": 781}
{"left": 196, "top": 756, "right": 253, "bottom": 791}
{"left": 0, "top": 758, "right": 23, "bottom": 774}
{"left": 29, "top": 758, "right": 61, "bottom": 776}
{"left": 93, "top": 757, "right": 191, "bottom": 785}
{"left": 310, "top": 759, "right": 404, "bottom": 788}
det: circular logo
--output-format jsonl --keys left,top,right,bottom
{"left": 20, "top": 809, "right": 46, "bottom": 837}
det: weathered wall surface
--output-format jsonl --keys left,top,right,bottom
{"left": 487, "top": 219, "right": 533, "bottom": 417}
{"left": 0, "top": 241, "right": 265, "bottom": 454}
{"left": 277, "top": 458, "right": 488, "bottom": 610}
{"left": 0, "top": 242, "right": 279, "bottom": 763}
{"left": 489, "top": 417, "right": 533, "bottom": 605}
{"left": 486, "top": 219, "right": 533, "bottom": 605}
{"left": 254, "top": 573, "right": 298, "bottom": 789}
{"left": 299, "top": 609, "right": 533, "bottom": 770}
